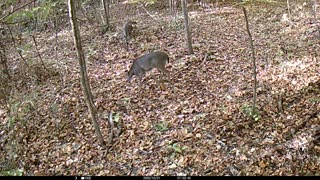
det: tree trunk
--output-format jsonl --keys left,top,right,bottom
{"left": 242, "top": 6, "right": 257, "bottom": 114}
{"left": 287, "top": 0, "right": 291, "bottom": 18}
{"left": 68, "top": 0, "right": 105, "bottom": 146}
{"left": 181, "top": 0, "right": 194, "bottom": 54}
{"left": 101, "top": 0, "right": 110, "bottom": 30}
{"left": 313, "top": 0, "right": 320, "bottom": 38}
{"left": 32, "top": 35, "right": 47, "bottom": 71}
{"left": 169, "top": 0, "right": 175, "bottom": 13}
{"left": 0, "top": 37, "right": 11, "bottom": 105}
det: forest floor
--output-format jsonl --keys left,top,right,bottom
{"left": 1, "top": 1, "right": 320, "bottom": 176}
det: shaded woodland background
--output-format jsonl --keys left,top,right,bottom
{"left": 0, "top": 0, "right": 319, "bottom": 176}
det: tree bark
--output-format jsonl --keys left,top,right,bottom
{"left": 101, "top": 0, "right": 110, "bottom": 30}
{"left": 287, "top": 0, "right": 291, "bottom": 18}
{"left": 32, "top": 35, "right": 47, "bottom": 71}
{"left": 243, "top": 6, "right": 257, "bottom": 113}
{"left": 181, "top": 0, "right": 194, "bottom": 54}
{"left": 0, "top": 37, "right": 11, "bottom": 105}
{"left": 313, "top": 0, "right": 320, "bottom": 38}
{"left": 68, "top": 0, "right": 105, "bottom": 146}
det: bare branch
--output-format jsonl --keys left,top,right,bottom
{"left": 0, "top": 0, "right": 36, "bottom": 22}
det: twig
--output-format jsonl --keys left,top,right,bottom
{"left": 140, "top": 5, "right": 161, "bottom": 23}
{"left": 116, "top": 118, "right": 123, "bottom": 137}
{"left": 108, "top": 112, "right": 114, "bottom": 145}
{"left": 277, "top": 92, "right": 284, "bottom": 115}
{"left": 6, "top": 24, "right": 30, "bottom": 68}
{"left": 1, "top": 0, "right": 36, "bottom": 21}
{"left": 32, "top": 35, "right": 48, "bottom": 71}
{"left": 53, "top": 16, "right": 59, "bottom": 61}
{"left": 201, "top": 53, "right": 208, "bottom": 66}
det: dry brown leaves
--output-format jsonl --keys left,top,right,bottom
{"left": 1, "top": 1, "right": 319, "bottom": 176}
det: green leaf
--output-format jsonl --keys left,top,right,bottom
{"left": 241, "top": 104, "right": 261, "bottom": 121}
{"left": 122, "top": 97, "right": 130, "bottom": 103}
{"left": 193, "top": 113, "right": 207, "bottom": 121}
{"left": 114, "top": 113, "right": 120, "bottom": 123}
{"left": 0, "top": 168, "right": 23, "bottom": 176}
{"left": 172, "top": 143, "right": 182, "bottom": 153}
{"left": 154, "top": 122, "right": 168, "bottom": 132}
{"left": 182, "top": 146, "right": 188, "bottom": 151}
